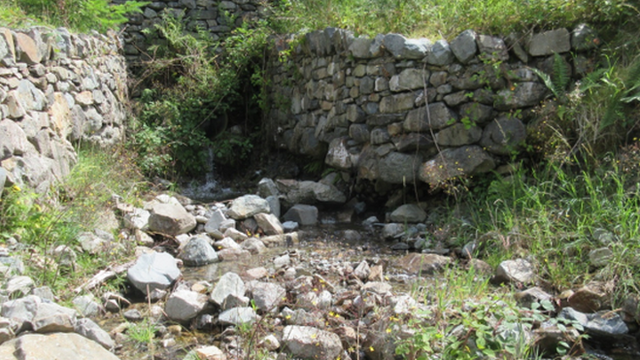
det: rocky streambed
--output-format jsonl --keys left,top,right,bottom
{"left": 0, "top": 176, "right": 639, "bottom": 360}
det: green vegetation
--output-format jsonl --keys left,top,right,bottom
{"left": 276, "top": 0, "right": 633, "bottom": 39}
{"left": 446, "top": 154, "right": 640, "bottom": 296}
{"left": 0, "top": 0, "right": 146, "bottom": 32}
{"left": 398, "top": 268, "right": 587, "bottom": 359}
{"left": 131, "top": 14, "right": 271, "bottom": 178}
{"left": 1, "top": 0, "right": 640, "bottom": 358}
{"left": 126, "top": 318, "right": 158, "bottom": 347}
{"left": 0, "top": 146, "right": 144, "bottom": 297}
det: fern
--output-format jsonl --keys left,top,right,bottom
{"left": 552, "top": 53, "right": 571, "bottom": 94}
{"left": 578, "top": 68, "right": 606, "bottom": 94}
{"left": 531, "top": 53, "right": 571, "bottom": 101}
{"left": 620, "top": 56, "right": 640, "bottom": 103}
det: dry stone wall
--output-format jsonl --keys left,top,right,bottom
{"left": 268, "top": 25, "right": 599, "bottom": 188}
{"left": 114, "top": 0, "right": 270, "bottom": 63}
{"left": 0, "top": 27, "right": 129, "bottom": 192}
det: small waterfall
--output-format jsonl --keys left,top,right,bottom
{"left": 179, "top": 146, "right": 233, "bottom": 202}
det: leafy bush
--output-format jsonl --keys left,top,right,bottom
{"left": 130, "top": 14, "right": 272, "bottom": 178}
{"left": 1, "top": 0, "right": 147, "bottom": 32}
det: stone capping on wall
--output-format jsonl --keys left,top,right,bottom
{"left": 267, "top": 24, "right": 599, "bottom": 188}
{"left": 0, "top": 26, "right": 130, "bottom": 192}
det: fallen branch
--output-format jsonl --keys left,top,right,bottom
{"left": 74, "top": 261, "right": 135, "bottom": 294}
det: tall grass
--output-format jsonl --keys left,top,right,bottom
{"left": 277, "top": 0, "right": 633, "bottom": 39}
{"left": 0, "top": 145, "right": 145, "bottom": 297}
{"left": 451, "top": 155, "right": 640, "bottom": 296}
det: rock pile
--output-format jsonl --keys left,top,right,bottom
{"left": 0, "top": 175, "right": 636, "bottom": 359}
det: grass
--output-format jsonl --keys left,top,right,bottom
{"left": 127, "top": 318, "right": 158, "bottom": 345}
{"left": 275, "top": 0, "right": 634, "bottom": 39}
{"left": 0, "top": 145, "right": 146, "bottom": 299}
{"left": 0, "top": 0, "right": 146, "bottom": 32}
{"left": 436, "top": 153, "right": 640, "bottom": 302}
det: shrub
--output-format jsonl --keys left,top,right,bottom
{"left": 130, "top": 14, "right": 272, "bottom": 178}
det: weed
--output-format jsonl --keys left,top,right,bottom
{"left": 0, "top": 0, "right": 147, "bottom": 32}
{"left": 0, "top": 146, "right": 142, "bottom": 297}
{"left": 127, "top": 318, "right": 158, "bottom": 347}
{"left": 398, "top": 268, "right": 539, "bottom": 359}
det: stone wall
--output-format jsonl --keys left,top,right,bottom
{"left": 268, "top": 25, "right": 599, "bottom": 188}
{"left": 0, "top": 27, "right": 129, "bottom": 192}
{"left": 114, "top": 0, "right": 270, "bottom": 63}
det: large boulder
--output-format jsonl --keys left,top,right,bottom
{"left": 527, "top": 28, "right": 570, "bottom": 56}
{"left": 165, "top": 289, "right": 208, "bottom": 322}
{"left": 494, "top": 259, "right": 535, "bottom": 284}
{"left": 278, "top": 180, "right": 346, "bottom": 206}
{"left": 383, "top": 34, "right": 431, "bottom": 59}
{"left": 14, "top": 32, "right": 44, "bottom": 65}
{"left": 127, "top": 252, "right": 181, "bottom": 294}
{"left": 0, "top": 333, "right": 121, "bottom": 360}
{"left": 250, "top": 282, "right": 286, "bottom": 312}
{"left": 450, "top": 29, "right": 477, "bottom": 63}
{"left": 257, "top": 178, "right": 279, "bottom": 198}
{"left": 389, "top": 69, "right": 429, "bottom": 92}
{"left": 283, "top": 204, "right": 318, "bottom": 226}
{"left": 179, "top": 235, "right": 219, "bottom": 266}
{"left": 435, "top": 123, "right": 483, "bottom": 146}
{"left": 427, "top": 39, "right": 454, "bottom": 66}
{"left": 477, "top": 35, "right": 509, "bottom": 61}
{"left": 282, "top": 325, "right": 343, "bottom": 360}
{"left": 31, "top": 302, "right": 76, "bottom": 333}
{"left": 571, "top": 24, "right": 599, "bottom": 51}
{"left": 389, "top": 204, "right": 427, "bottom": 223}
{"left": 148, "top": 203, "right": 196, "bottom": 236}
{"left": 1, "top": 295, "right": 76, "bottom": 334}
{"left": 404, "top": 103, "right": 457, "bottom": 132}
{"left": 349, "top": 37, "right": 374, "bottom": 59}
{"left": 378, "top": 152, "right": 419, "bottom": 184}
{"left": 210, "top": 272, "right": 246, "bottom": 307}
{"left": 494, "top": 82, "right": 546, "bottom": 110}
{"left": 1, "top": 119, "right": 35, "bottom": 157}
{"left": 204, "top": 209, "right": 226, "bottom": 234}
{"left": 227, "top": 195, "right": 270, "bottom": 220}
{"left": 218, "top": 307, "right": 257, "bottom": 326}
{"left": 559, "top": 307, "right": 628, "bottom": 338}
{"left": 419, "top": 146, "right": 495, "bottom": 186}
{"left": 479, "top": 116, "right": 527, "bottom": 155}
{"left": 325, "top": 137, "right": 352, "bottom": 171}
{"left": 254, "top": 213, "right": 284, "bottom": 236}
{"left": 74, "top": 318, "right": 114, "bottom": 350}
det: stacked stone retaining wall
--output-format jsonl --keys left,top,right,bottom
{"left": 114, "top": 0, "right": 270, "bottom": 63}
{"left": 0, "top": 27, "right": 129, "bottom": 192}
{"left": 267, "top": 25, "right": 599, "bottom": 188}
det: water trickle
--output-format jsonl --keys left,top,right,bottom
{"left": 179, "top": 147, "right": 235, "bottom": 202}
